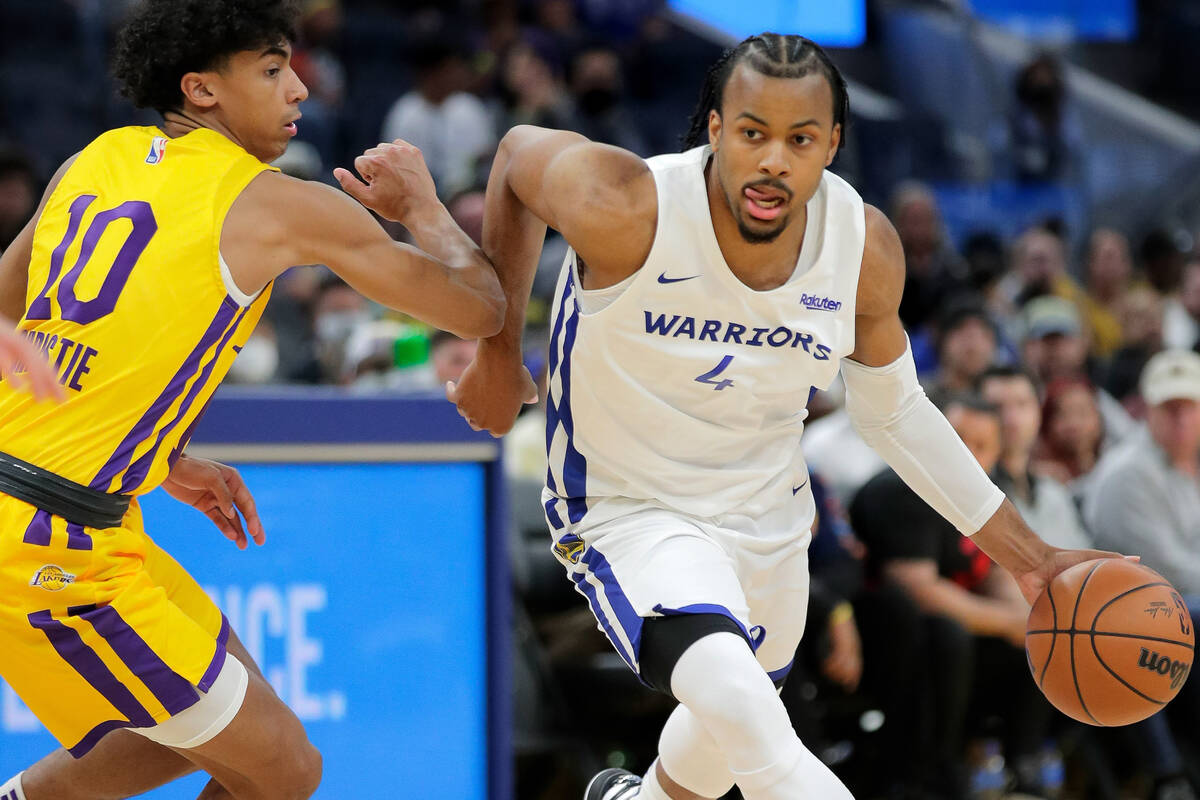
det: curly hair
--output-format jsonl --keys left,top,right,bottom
{"left": 112, "top": 0, "right": 300, "bottom": 115}
{"left": 681, "top": 33, "right": 849, "bottom": 151}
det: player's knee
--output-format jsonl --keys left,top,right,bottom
{"left": 266, "top": 741, "right": 322, "bottom": 799}
{"left": 639, "top": 613, "right": 755, "bottom": 698}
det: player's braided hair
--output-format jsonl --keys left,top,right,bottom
{"left": 112, "top": 0, "right": 300, "bottom": 115}
{"left": 682, "top": 33, "right": 849, "bottom": 150}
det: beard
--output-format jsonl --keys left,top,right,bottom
{"left": 735, "top": 212, "right": 789, "bottom": 244}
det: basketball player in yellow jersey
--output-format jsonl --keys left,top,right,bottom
{"left": 0, "top": 1, "right": 503, "bottom": 798}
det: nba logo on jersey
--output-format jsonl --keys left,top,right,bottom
{"left": 145, "top": 136, "right": 168, "bottom": 165}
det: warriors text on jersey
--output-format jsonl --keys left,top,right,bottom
{"left": 544, "top": 145, "right": 866, "bottom": 536}
{"left": 0, "top": 126, "right": 273, "bottom": 495}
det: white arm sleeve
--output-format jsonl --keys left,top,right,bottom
{"left": 840, "top": 341, "right": 1005, "bottom": 535}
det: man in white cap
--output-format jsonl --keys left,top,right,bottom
{"left": 1084, "top": 349, "right": 1200, "bottom": 598}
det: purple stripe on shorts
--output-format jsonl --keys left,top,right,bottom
{"left": 79, "top": 605, "right": 199, "bottom": 715}
{"left": 65, "top": 521, "right": 92, "bottom": 551}
{"left": 90, "top": 298, "right": 240, "bottom": 491}
{"left": 68, "top": 718, "right": 136, "bottom": 759}
{"left": 118, "top": 306, "right": 249, "bottom": 493}
{"left": 22, "top": 508, "right": 52, "bottom": 546}
{"left": 651, "top": 603, "right": 761, "bottom": 651}
{"left": 28, "top": 610, "right": 155, "bottom": 727}
{"left": 197, "top": 615, "right": 231, "bottom": 692}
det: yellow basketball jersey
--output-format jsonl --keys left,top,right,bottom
{"left": 0, "top": 126, "right": 274, "bottom": 495}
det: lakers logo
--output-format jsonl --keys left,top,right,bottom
{"left": 30, "top": 565, "right": 75, "bottom": 592}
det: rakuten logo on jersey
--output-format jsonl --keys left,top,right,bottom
{"left": 799, "top": 293, "right": 841, "bottom": 312}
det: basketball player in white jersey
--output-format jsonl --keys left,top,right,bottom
{"left": 421, "top": 33, "right": 1121, "bottom": 800}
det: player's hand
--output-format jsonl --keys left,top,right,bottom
{"left": 821, "top": 611, "right": 863, "bottom": 692}
{"left": 333, "top": 140, "right": 439, "bottom": 224}
{"left": 445, "top": 345, "right": 538, "bottom": 436}
{"left": 162, "top": 455, "right": 265, "bottom": 550}
{"left": 1011, "top": 547, "right": 1137, "bottom": 607}
{"left": 0, "top": 327, "right": 65, "bottom": 402}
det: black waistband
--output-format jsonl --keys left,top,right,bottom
{"left": 0, "top": 451, "right": 129, "bottom": 530}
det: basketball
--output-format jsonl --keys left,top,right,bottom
{"left": 1026, "top": 558, "right": 1194, "bottom": 726}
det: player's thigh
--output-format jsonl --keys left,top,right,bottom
{"left": 740, "top": 537, "right": 811, "bottom": 679}
{"left": 175, "top": 667, "right": 320, "bottom": 796}
{"left": 566, "top": 508, "right": 752, "bottom": 674}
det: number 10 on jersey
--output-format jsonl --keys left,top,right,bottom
{"left": 694, "top": 355, "right": 735, "bottom": 391}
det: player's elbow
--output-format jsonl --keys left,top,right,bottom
{"left": 457, "top": 278, "right": 506, "bottom": 339}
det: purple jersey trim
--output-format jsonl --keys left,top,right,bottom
{"left": 197, "top": 614, "right": 231, "bottom": 693}
{"left": 118, "top": 306, "right": 249, "bottom": 492}
{"left": 90, "top": 297, "right": 240, "bottom": 492}
{"left": 67, "top": 718, "right": 136, "bottom": 759}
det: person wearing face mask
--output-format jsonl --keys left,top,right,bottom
{"left": 564, "top": 44, "right": 648, "bottom": 157}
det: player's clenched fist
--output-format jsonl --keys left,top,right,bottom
{"left": 446, "top": 342, "right": 538, "bottom": 436}
{"left": 333, "top": 139, "right": 439, "bottom": 224}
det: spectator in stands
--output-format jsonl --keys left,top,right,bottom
{"left": 0, "top": 147, "right": 38, "bottom": 252}
{"left": 1084, "top": 350, "right": 1200, "bottom": 775}
{"left": 290, "top": 0, "right": 345, "bottom": 164}
{"left": 1106, "top": 284, "right": 1165, "bottom": 415}
{"left": 1008, "top": 53, "right": 1083, "bottom": 184}
{"left": 1085, "top": 350, "right": 1200, "bottom": 598}
{"left": 564, "top": 44, "right": 648, "bottom": 155}
{"left": 1143, "top": 229, "right": 1195, "bottom": 349}
{"left": 531, "top": 0, "right": 585, "bottom": 71}
{"left": 381, "top": 33, "right": 495, "bottom": 195}
{"left": 312, "top": 275, "right": 371, "bottom": 383}
{"left": 925, "top": 299, "right": 999, "bottom": 402}
{"left": 1020, "top": 295, "right": 1135, "bottom": 444}
{"left": 1034, "top": 376, "right": 1106, "bottom": 500}
{"left": 1179, "top": 258, "right": 1200, "bottom": 351}
{"left": 1082, "top": 228, "right": 1135, "bottom": 358}
{"left": 1000, "top": 225, "right": 1088, "bottom": 316}
{"left": 265, "top": 267, "right": 323, "bottom": 384}
{"left": 430, "top": 329, "right": 477, "bottom": 386}
{"left": 890, "top": 181, "right": 968, "bottom": 333}
{"left": 493, "top": 40, "right": 573, "bottom": 135}
{"left": 977, "top": 366, "right": 1090, "bottom": 550}
{"left": 851, "top": 394, "right": 1050, "bottom": 799}
{"left": 448, "top": 187, "right": 486, "bottom": 246}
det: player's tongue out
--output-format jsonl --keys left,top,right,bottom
{"left": 744, "top": 185, "right": 785, "bottom": 221}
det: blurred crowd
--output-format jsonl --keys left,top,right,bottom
{"left": 4, "top": 2, "right": 1200, "bottom": 800}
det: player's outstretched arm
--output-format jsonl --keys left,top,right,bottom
{"left": 843, "top": 205, "right": 1125, "bottom": 605}
{"left": 222, "top": 145, "right": 504, "bottom": 340}
{"left": 448, "top": 125, "right": 657, "bottom": 435}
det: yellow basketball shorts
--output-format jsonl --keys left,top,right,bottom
{"left": 0, "top": 494, "right": 229, "bottom": 757}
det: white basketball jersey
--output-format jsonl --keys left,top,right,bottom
{"left": 544, "top": 145, "right": 865, "bottom": 535}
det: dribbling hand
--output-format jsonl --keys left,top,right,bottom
{"left": 0, "top": 326, "right": 65, "bottom": 402}
{"left": 1011, "top": 547, "right": 1138, "bottom": 608}
{"left": 162, "top": 455, "right": 265, "bottom": 550}
{"left": 333, "top": 140, "right": 439, "bottom": 224}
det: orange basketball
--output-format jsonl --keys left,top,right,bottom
{"left": 1026, "top": 558, "right": 1194, "bottom": 726}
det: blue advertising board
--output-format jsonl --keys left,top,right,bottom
{"left": 669, "top": 0, "right": 866, "bottom": 47}
{"left": 0, "top": 392, "right": 508, "bottom": 799}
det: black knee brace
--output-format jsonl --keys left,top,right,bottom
{"left": 639, "top": 613, "right": 753, "bottom": 698}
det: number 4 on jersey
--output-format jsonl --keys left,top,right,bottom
{"left": 694, "top": 355, "right": 735, "bottom": 391}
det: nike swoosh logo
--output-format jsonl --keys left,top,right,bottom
{"left": 792, "top": 479, "right": 808, "bottom": 495}
{"left": 658, "top": 272, "right": 700, "bottom": 284}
